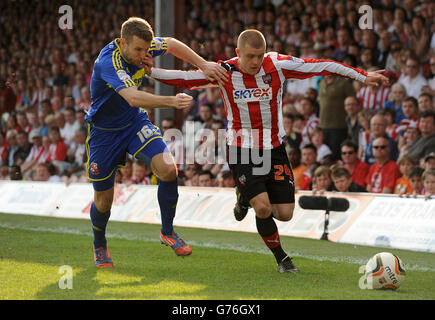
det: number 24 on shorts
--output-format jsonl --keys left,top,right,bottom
{"left": 274, "top": 164, "right": 293, "bottom": 181}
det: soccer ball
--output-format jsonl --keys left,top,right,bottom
{"left": 364, "top": 252, "right": 406, "bottom": 290}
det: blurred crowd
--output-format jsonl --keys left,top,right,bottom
{"left": 0, "top": 0, "right": 434, "bottom": 198}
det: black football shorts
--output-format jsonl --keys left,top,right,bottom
{"left": 228, "top": 144, "right": 295, "bottom": 204}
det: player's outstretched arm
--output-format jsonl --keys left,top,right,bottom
{"left": 118, "top": 86, "right": 192, "bottom": 109}
{"left": 149, "top": 67, "right": 217, "bottom": 91}
{"left": 364, "top": 69, "right": 389, "bottom": 87}
{"left": 278, "top": 55, "right": 388, "bottom": 86}
{"left": 164, "top": 37, "right": 228, "bottom": 83}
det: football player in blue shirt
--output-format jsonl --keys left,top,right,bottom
{"left": 87, "top": 17, "right": 227, "bottom": 267}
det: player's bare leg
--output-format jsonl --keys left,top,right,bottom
{"left": 271, "top": 203, "right": 295, "bottom": 222}
{"left": 250, "top": 192, "right": 299, "bottom": 273}
{"left": 150, "top": 152, "right": 192, "bottom": 256}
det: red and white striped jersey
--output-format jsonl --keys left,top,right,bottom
{"left": 151, "top": 52, "right": 367, "bottom": 149}
{"left": 301, "top": 113, "right": 320, "bottom": 147}
{"left": 357, "top": 85, "right": 391, "bottom": 112}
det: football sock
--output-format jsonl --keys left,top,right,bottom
{"left": 256, "top": 215, "right": 287, "bottom": 264}
{"left": 158, "top": 178, "right": 179, "bottom": 235}
{"left": 90, "top": 202, "right": 111, "bottom": 248}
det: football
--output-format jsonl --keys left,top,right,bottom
{"left": 365, "top": 252, "right": 406, "bottom": 290}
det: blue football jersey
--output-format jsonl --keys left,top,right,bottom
{"left": 86, "top": 37, "right": 168, "bottom": 129}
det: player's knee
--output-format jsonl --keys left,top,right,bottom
{"left": 273, "top": 203, "right": 294, "bottom": 221}
{"left": 94, "top": 191, "right": 114, "bottom": 213}
{"left": 156, "top": 163, "right": 178, "bottom": 181}
{"left": 255, "top": 202, "right": 273, "bottom": 219}
{"left": 278, "top": 210, "right": 293, "bottom": 222}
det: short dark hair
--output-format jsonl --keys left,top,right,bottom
{"left": 419, "top": 110, "right": 435, "bottom": 124}
{"left": 409, "top": 166, "right": 424, "bottom": 179}
{"left": 302, "top": 143, "right": 317, "bottom": 153}
{"left": 340, "top": 139, "right": 358, "bottom": 152}
{"left": 121, "top": 17, "right": 154, "bottom": 43}
{"left": 379, "top": 108, "right": 396, "bottom": 123}
{"left": 198, "top": 170, "right": 214, "bottom": 179}
{"left": 331, "top": 166, "right": 352, "bottom": 179}
{"left": 404, "top": 97, "right": 418, "bottom": 108}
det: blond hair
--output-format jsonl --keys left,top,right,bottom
{"left": 237, "top": 29, "right": 266, "bottom": 50}
{"left": 121, "top": 17, "right": 154, "bottom": 43}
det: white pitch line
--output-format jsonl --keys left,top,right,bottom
{"left": 1, "top": 223, "right": 434, "bottom": 272}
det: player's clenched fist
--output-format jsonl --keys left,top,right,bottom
{"left": 173, "top": 93, "right": 193, "bottom": 109}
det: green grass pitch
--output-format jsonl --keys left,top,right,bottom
{"left": 0, "top": 212, "right": 434, "bottom": 300}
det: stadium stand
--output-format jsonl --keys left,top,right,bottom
{"left": 0, "top": 0, "right": 434, "bottom": 198}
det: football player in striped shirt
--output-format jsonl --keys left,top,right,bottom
{"left": 86, "top": 17, "right": 228, "bottom": 267}
{"left": 149, "top": 29, "right": 389, "bottom": 273}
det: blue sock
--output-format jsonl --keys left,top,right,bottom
{"left": 90, "top": 202, "right": 111, "bottom": 248}
{"left": 158, "top": 178, "right": 178, "bottom": 235}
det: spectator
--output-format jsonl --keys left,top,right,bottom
{"left": 299, "top": 97, "right": 319, "bottom": 147}
{"left": 417, "top": 93, "right": 433, "bottom": 113}
{"left": 310, "top": 127, "right": 332, "bottom": 162}
{"left": 399, "top": 97, "right": 419, "bottom": 127}
{"left": 217, "top": 170, "right": 235, "bottom": 188}
{"left": 0, "top": 79, "right": 17, "bottom": 114}
{"left": 0, "top": 131, "right": 6, "bottom": 166}
{"left": 406, "top": 110, "right": 435, "bottom": 161}
{"left": 383, "top": 82, "right": 407, "bottom": 125}
{"left": 333, "top": 27, "right": 352, "bottom": 62}
{"left": 364, "top": 113, "right": 399, "bottom": 165}
{"left": 357, "top": 70, "right": 391, "bottom": 112}
{"left": 409, "top": 167, "right": 426, "bottom": 196}
{"left": 377, "top": 30, "right": 392, "bottom": 68}
{"left": 299, "top": 143, "right": 319, "bottom": 191}
{"left": 198, "top": 170, "right": 214, "bottom": 187}
{"left": 48, "top": 126, "right": 69, "bottom": 174}
{"left": 422, "top": 54, "right": 435, "bottom": 97}
{"left": 424, "top": 152, "right": 435, "bottom": 170}
{"left": 379, "top": 108, "right": 399, "bottom": 141}
{"left": 331, "top": 166, "right": 367, "bottom": 192}
{"left": 62, "top": 107, "right": 80, "bottom": 146}
{"left": 318, "top": 75, "right": 354, "bottom": 157}
{"left": 283, "top": 113, "right": 301, "bottom": 152}
{"left": 26, "top": 110, "right": 41, "bottom": 138}
{"left": 13, "top": 130, "right": 32, "bottom": 166}
{"left": 423, "top": 169, "right": 435, "bottom": 200}
{"left": 0, "top": 165, "right": 9, "bottom": 180}
{"left": 344, "top": 96, "right": 362, "bottom": 145}
{"left": 33, "top": 162, "right": 61, "bottom": 182}
{"left": 120, "top": 158, "right": 134, "bottom": 185}
{"left": 394, "top": 154, "right": 417, "bottom": 195}
{"left": 161, "top": 117, "right": 184, "bottom": 169}
{"left": 366, "top": 137, "right": 401, "bottom": 194}
{"left": 16, "top": 111, "right": 32, "bottom": 135}
{"left": 311, "top": 165, "right": 334, "bottom": 193}
{"left": 340, "top": 139, "right": 369, "bottom": 189}
{"left": 398, "top": 121, "right": 421, "bottom": 157}
{"left": 65, "top": 127, "right": 87, "bottom": 177}
{"left": 288, "top": 147, "right": 304, "bottom": 190}
{"left": 398, "top": 56, "right": 428, "bottom": 99}
{"left": 131, "top": 160, "right": 152, "bottom": 185}
{"left": 9, "top": 165, "right": 23, "bottom": 181}
{"left": 357, "top": 109, "right": 374, "bottom": 159}
{"left": 20, "top": 130, "right": 45, "bottom": 179}
{"left": 183, "top": 164, "right": 199, "bottom": 186}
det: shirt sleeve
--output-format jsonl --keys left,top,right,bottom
{"left": 99, "top": 53, "right": 136, "bottom": 93}
{"left": 150, "top": 68, "right": 215, "bottom": 90}
{"left": 148, "top": 37, "right": 168, "bottom": 58}
{"left": 272, "top": 52, "right": 368, "bottom": 83}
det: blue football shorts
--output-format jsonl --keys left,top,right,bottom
{"left": 85, "top": 117, "right": 169, "bottom": 191}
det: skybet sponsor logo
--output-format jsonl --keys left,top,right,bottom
{"left": 233, "top": 88, "right": 272, "bottom": 103}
